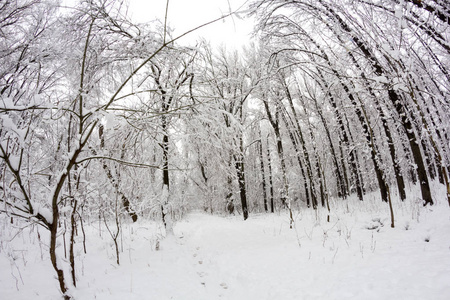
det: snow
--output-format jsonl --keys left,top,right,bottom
{"left": 32, "top": 202, "right": 53, "bottom": 225}
{"left": 7, "top": 154, "right": 20, "bottom": 170}
{"left": 394, "top": 5, "right": 403, "bottom": 19}
{"left": 103, "top": 111, "right": 119, "bottom": 131}
{"left": 0, "top": 97, "right": 26, "bottom": 110}
{"left": 373, "top": 75, "right": 389, "bottom": 84}
{"left": 1, "top": 197, "right": 450, "bottom": 300}
{"left": 0, "top": 114, "right": 27, "bottom": 142}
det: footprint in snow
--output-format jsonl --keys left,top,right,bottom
{"left": 197, "top": 271, "right": 206, "bottom": 277}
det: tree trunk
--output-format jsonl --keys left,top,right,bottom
{"left": 314, "top": 98, "right": 348, "bottom": 199}
{"left": 281, "top": 82, "right": 318, "bottom": 208}
{"left": 298, "top": 96, "right": 326, "bottom": 207}
{"left": 405, "top": 75, "right": 450, "bottom": 205}
{"left": 98, "top": 125, "right": 138, "bottom": 222}
{"left": 258, "top": 136, "right": 268, "bottom": 212}
{"left": 315, "top": 66, "right": 363, "bottom": 200}
{"left": 263, "top": 100, "right": 290, "bottom": 209}
{"left": 235, "top": 159, "right": 248, "bottom": 220}
{"left": 235, "top": 136, "right": 248, "bottom": 220}
{"left": 389, "top": 90, "right": 433, "bottom": 205}
{"left": 266, "top": 135, "right": 275, "bottom": 213}
{"left": 161, "top": 115, "right": 174, "bottom": 234}
{"left": 69, "top": 199, "right": 77, "bottom": 287}
{"left": 50, "top": 220, "right": 69, "bottom": 299}
{"left": 281, "top": 110, "right": 313, "bottom": 208}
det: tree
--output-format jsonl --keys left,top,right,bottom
{"left": 250, "top": 0, "right": 450, "bottom": 210}
{"left": 146, "top": 46, "right": 196, "bottom": 234}
{"left": 197, "top": 45, "right": 262, "bottom": 220}
{"left": 0, "top": 0, "right": 222, "bottom": 296}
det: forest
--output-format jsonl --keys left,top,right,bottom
{"left": 1, "top": 0, "right": 449, "bottom": 299}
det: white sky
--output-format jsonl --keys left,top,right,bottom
{"left": 128, "top": 0, "right": 254, "bottom": 48}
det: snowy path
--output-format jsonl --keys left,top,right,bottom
{"left": 172, "top": 210, "right": 450, "bottom": 300}
{"left": 1, "top": 206, "right": 450, "bottom": 299}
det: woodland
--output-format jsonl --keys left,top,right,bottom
{"left": 0, "top": 0, "right": 449, "bottom": 299}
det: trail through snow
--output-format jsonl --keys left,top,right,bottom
{"left": 1, "top": 202, "right": 449, "bottom": 299}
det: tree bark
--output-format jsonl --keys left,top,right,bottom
{"left": 69, "top": 199, "right": 77, "bottom": 287}
{"left": 313, "top": 65, "right": 363, "bottom": 200}
{"left": 161, "top": 114, "right": 174, "bottom": 233}
{"left": 49, "top": 221, "right": 69, "bottom": 299}
{"left": 313, "top": 97, "right": 348, "bottom": 199}
{"left": 235, "top": 156, "right": 248, "bottom": 220}
{"left": 266, "top": 135, "right": 275, "bottom": 213}
{"left": 280, "top": 79, "right": 318, "bottom": 208}
{"left": 258, "top": 136, "right": 269, "bottom": 212}
{"left": 263, "top": 100, "right": 290, "bottom": 208}
{"left": 98, "top": 125, "right": 138, "bottom": 222}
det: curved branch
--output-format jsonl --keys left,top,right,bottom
{"left": 76, "top": 155, "right": 160, "bottom": 169}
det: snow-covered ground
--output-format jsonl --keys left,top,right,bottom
{"left": 1, "top": 196, "right": 450, "bottom": 300}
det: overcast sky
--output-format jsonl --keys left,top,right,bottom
{"left": 128, "top": 0, "right": 254, "bottom": 48}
